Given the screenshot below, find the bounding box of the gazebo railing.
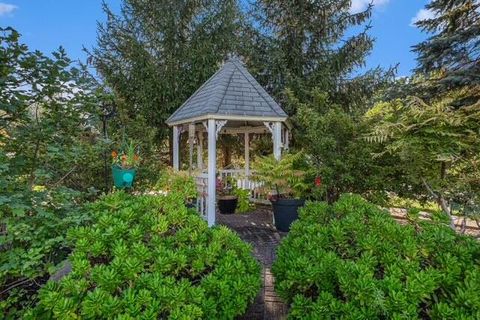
[218,169,263,192]
[218,169,252,189]
[194,169,268,218]
[214,169,268,201]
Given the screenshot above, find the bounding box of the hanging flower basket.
[112,165,136,188]
[111,142,140,189]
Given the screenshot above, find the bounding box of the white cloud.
[0,2,17,17]
[410,8,435,26]
[350,0,390,14]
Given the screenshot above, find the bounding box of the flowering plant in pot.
[216,176,238,214]
[111,141,140,188]
[253,152,310,231]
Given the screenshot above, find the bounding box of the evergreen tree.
[91,0,248,150]
[413,0,480,94]
[250,0,393,113]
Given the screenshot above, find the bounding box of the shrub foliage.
[273,195,480,319]
[29,192,261,319]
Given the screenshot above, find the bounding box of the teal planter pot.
[112,165,136,188]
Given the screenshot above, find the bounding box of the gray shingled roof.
[166,57,287,125]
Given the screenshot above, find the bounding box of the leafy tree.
[413,0,480,95]
[366,0,480,224]
[0,27,105,191]
[0,27,103,317]
[247,1,396,203]
[367,89,480,227]
[293,90,401,203]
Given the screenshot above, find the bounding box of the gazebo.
[166,56,289,226]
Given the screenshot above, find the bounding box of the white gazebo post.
[196,132,203,170]
[207,119,216,227]
[244,132,250,177]
[273,121,282,160]
[173,125,180,170]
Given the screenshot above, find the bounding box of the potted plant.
[253,153,309,231]
[111,141,140,188]
[217,176,238,214]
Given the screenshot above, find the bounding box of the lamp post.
[100,102,116,192]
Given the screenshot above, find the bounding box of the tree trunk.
[326,186,339,204]
[223,144,231,168]
[421,178,455,230]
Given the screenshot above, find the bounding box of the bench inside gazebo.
[166,56,290,226]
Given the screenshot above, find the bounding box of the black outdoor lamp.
[100,101,117,191]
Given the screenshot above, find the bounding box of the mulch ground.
[217,207,289,320]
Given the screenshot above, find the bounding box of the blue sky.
[1,0,430,77]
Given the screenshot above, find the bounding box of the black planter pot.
[218,196,238,214]
[271,198,305,232]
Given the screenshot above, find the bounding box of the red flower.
[111,151,118,158]
[314,176,322,187]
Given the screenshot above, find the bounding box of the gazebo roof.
[166,57,287,126]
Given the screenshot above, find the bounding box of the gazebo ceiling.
[166,56,287,126]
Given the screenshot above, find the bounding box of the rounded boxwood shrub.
[272,194,480,319]
[27,192,261,319]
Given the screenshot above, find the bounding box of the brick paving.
[217,207,289,320]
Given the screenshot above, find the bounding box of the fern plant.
[366,89,480,228]
[252,152,310,200]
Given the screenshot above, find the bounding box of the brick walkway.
[217,207,289,320]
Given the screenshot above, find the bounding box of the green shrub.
[28,191,261,319]
[155,168,198,201]
[0,154,92,318]
[272,194,480,319]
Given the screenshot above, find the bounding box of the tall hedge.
[28,192,261,319]
[273,195,480,319]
